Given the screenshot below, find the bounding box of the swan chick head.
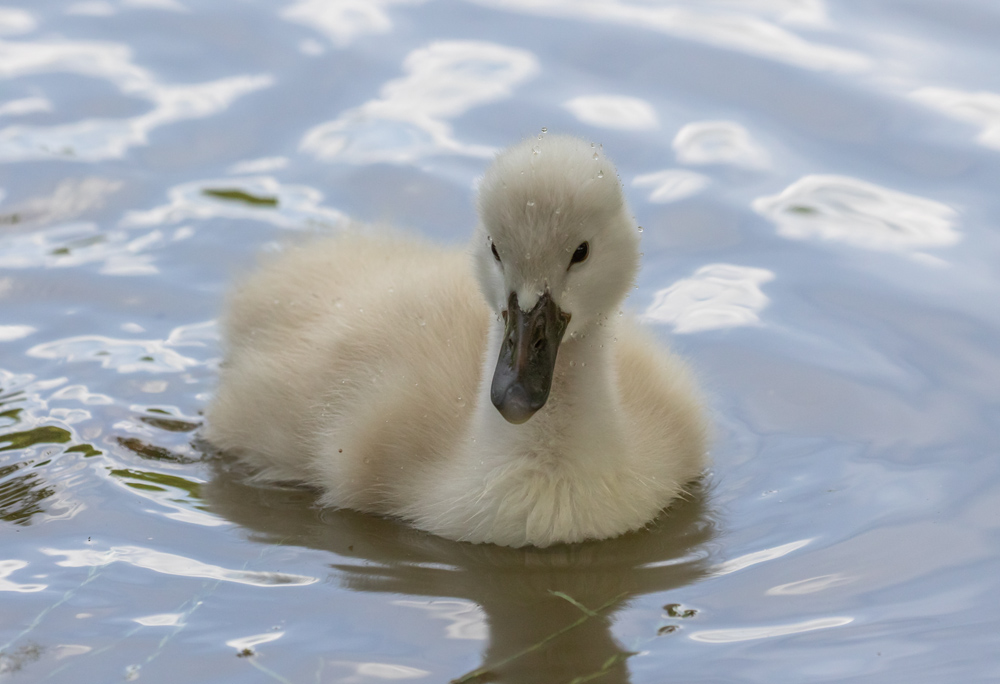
[473,134,640,423]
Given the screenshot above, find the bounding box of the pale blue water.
[2,1,999,682]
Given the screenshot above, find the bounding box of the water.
[2,1,1000,681]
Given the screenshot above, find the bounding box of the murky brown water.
[3,1,1000,682]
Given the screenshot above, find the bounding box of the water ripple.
[27,335,200,373]
[133,613,184,627]
[0,35,271,162]
[563,95,658,131]
[690,616,852,643]
[0,8,36,36]
[0,178,122,228]
[711,539,812,576]
[0,560,47,593]
[753,175,960,252]
[911,87,1000,152]
[467,0,868,72]
[121,176,346,229]
[393,599,488,640]
[766,573,853,595]
[300,40,538,164]
[281,0,421,47]
[633,169,710,203]
[0,221,175,274]
[0,96,51,117]
[674,120,769,168]
[641,264,775,333]
[0,326,35,342]
[41,546,318,586]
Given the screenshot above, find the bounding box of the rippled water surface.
[3,1,1000,682]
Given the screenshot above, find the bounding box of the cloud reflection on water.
[753,175,960,252]
[282,0,422,47]
[673,120,770,168]
[300,40,538,164]
[689,616,852,643]
[0,8,36,36]
[563,95,659,131]
[467,0,867,72]
[122,176,346,229]
[0,222,172,275]
[0,36,272,162]
[910,87,1000,152]
[42,545,318,586]
[0,560,47,593]
[642,264,775,333]
[28,335,200,374]
[0,178,122,227]
[633,169,709,203]
[0,96,51,117]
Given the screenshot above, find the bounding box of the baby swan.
[205,135,707,548]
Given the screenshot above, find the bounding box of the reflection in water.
[0,8,36,36]
[0,34,272,162]
[0,560,47,593]
[467,0,868,72]
[27,335,199,373]
[642,264,775,333]
[0,221,182,275]
[66,0,187,16]
[1,422,70,526]
[226,156,289,175]
[0,97,52,117]
[121,176,346,229]
[300,41,538,164]
[41,545,318,587]
[633,169,710,203]
[0,178,122,228]
[753,175,960,252]
[710,538,810,575]
[110,463,222,527]
[563,95,659,131]
[0,463,57,526]
[133,613,184,627]
[203,461,715,683]
[0,374,100,527]
[282,0,423,47]
[910,87,1000,152]
[0,326,35,342]
[673,120,769,168]
[690,616,852,643]
[766,573,852,595]
[225,631,284,653]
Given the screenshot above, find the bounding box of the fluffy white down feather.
[205,134,707,547]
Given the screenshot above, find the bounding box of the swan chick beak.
[490,292,571,424]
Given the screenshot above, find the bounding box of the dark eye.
[570,241,589,266]
[491,242,501,262]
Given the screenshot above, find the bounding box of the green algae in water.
[0,466,56,526]
[65,443,102,458]
[202,188,278,206]
[0,426,72,452]
[110,468,203,500]
[115,436,199,464]
[788,204,818,215]
[139,414,200,432]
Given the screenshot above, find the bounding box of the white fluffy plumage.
[205,134,707,547]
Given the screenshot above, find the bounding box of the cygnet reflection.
[203,457,715,684]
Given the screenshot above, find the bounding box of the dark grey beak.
[490,292,571,424]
